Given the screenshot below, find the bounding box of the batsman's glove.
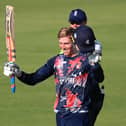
[4,62,22,77]
[88,53,101,65]
[94,40,102,56]
[88,40,102,65]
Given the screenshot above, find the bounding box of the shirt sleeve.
[17,56,56,85]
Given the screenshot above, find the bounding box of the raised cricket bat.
[5,5,16,93]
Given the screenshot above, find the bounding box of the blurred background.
[0,0,126,126]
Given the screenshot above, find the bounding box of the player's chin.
[63,51,70,56]
[62,50,67,54]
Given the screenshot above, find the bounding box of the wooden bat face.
[6,6,16,62]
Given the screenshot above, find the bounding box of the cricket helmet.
[69,9,87,24]
[74,25,96,53]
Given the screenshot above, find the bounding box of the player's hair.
[57,27,75,43]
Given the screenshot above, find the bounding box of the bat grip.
[10,74,16,93]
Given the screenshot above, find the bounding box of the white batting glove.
[88,40,102,65]
[3,62,21,77]
[4,62,14,76]
[88,53,101,65]
[94,40,102,56]
[89,53,101,64]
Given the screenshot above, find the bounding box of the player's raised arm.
[4,56,56,85]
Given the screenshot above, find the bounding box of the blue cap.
[69,9,87,24]
[74,25,96,53]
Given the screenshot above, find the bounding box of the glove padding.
[94,40,102,56]
[88,52,102,65]
[88,40,102,65]
[4,62,22,77]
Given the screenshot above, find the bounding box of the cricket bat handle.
[10,74,16,93]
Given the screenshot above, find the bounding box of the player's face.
[70,22,87,29]
[70,24,80,29]
[59,37,74,57]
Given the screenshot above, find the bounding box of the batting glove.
[94,40,102,56]
[88,40,102,65]
[88,53,101,65]
[4,62,22,77]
